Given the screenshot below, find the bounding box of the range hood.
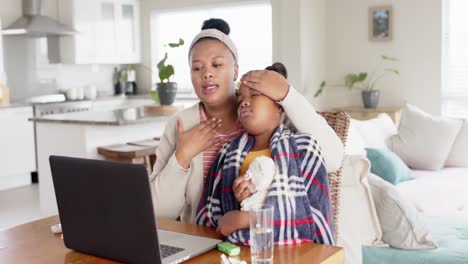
[2,0,77,37]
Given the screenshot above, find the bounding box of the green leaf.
[159,65,174,83]
[357,72,368,82]
[382,55,398,61]
[345,74,357,89]
[345,72,368,90]
[314,81,326,97]
[156,52,169,83]
[168,38,185,48]
[157,52,168,72]
[150,90,159,104]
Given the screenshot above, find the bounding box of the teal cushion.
[365,148,415,184]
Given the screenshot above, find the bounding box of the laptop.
[49,155,221,264]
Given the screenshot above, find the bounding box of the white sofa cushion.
[388,104,462,170]
[337,155,383,264]
[368,173,438,249]
[396,168,468,216]
[446,120,468,168]
[351,114,397,150]
[344,121,367,156]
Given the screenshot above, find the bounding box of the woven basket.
[319,111,350,241]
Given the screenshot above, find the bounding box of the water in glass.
[249,205,274,264]
[250,226,273,264]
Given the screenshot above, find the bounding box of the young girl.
[195,62,334,246]
[150,18,343,224]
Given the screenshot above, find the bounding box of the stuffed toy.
[240,156,276,211]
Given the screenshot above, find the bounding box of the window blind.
[442,0,468,118]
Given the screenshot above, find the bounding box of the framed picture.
[368,5,393,42]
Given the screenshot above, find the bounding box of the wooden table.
[0,216,344,264]
[334,106,401,124]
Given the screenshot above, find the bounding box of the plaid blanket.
[196,124,335,246]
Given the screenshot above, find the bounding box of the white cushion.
[344,121,367,156]
[337,155,383,264]
[352,114,397,150]
[446,120,468,167]
[396,168,468,216]
[368,173,438,249]
[388,104,462,170]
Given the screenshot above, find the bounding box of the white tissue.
[50,223,62,234]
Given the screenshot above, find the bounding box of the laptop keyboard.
[160,244,185,258]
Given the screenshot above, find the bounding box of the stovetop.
[30,95,93,117]
[25,94,67,104]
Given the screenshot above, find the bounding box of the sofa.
[337,104,468,264]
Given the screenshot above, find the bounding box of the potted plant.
[150,38,184,105]
[314,55,399,108]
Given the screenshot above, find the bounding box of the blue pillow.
[365,148,415,185]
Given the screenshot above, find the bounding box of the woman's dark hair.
[265,62,288,79]
[201,18,230,35]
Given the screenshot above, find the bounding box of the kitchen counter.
[29,106,177,126]
[34,107,179,216]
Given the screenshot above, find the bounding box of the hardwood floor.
[0,184,44,230]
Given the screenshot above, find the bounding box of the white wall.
[0,18,5,83]
[300,0,327,110]
[0,0,115,100]
[271,0,302,93]
[321,0,443,114]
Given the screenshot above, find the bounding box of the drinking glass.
[249,205,274,264]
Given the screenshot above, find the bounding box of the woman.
[150,18,343,222]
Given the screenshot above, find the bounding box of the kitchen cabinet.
[0,106,35,190]
[58,0,141,64]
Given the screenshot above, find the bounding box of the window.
[442,0,468,117]
[151,1,272,95]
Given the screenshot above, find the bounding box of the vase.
[362,90,380,109]
[156,82,177,105]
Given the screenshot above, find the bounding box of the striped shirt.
[199,103,245,180]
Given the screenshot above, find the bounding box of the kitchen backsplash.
[3,37,116,101]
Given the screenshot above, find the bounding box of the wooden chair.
[97,143,157,173]
[127,139,160,170]
[319,111,350,241]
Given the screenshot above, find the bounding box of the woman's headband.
[188,28,238,63]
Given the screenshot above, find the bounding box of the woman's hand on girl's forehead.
[237,82,259,99]
[240,70,289,102]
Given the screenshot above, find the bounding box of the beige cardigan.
[150,86,344,222]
